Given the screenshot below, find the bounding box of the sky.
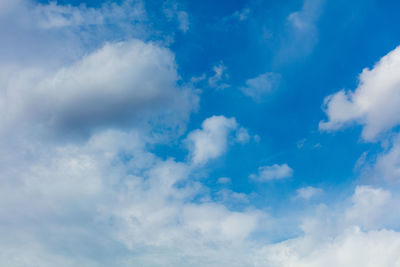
[1,0,400,266]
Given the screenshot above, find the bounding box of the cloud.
[320,45,400,141]
[31,0,147,30]
[296,186,323,200]
[217,177,232,184]
[297,138,307,148]
[0,128,269,266]
[235,127,251,143]
[345,186,393,230]
[185,116,247,165]
[216,189,249,204]
[0,0,22,15]
[258,185,400,267]
[177,11,189,32]
[250,163,293,181]
[0,4,268,266]
[190,73,207,83]
[277,0,325,61]
[373,135,400,182]
[288,0,325,32]
[0,0,148,58]
[0,0,198,142]
[262,227,400,267]
[208,62,229,89]
[240,72,281,101]
[0,39,197,138]
[233,7,251,21]
[163,1,190,33]
[34,2,106,29]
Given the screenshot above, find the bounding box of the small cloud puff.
[295,186,323,200]
[233,7,251,21]
[240,72,281,102]
[217,177,232,184]
[250,163,293,181]
[185,116,252,165]
[208,62,229,89]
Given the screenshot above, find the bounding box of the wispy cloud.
[250,163,293,181]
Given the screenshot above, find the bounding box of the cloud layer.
[2,0,400,266]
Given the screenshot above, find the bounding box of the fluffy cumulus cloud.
[320,45,400,141]
[0,1,267,265]
[250,163,293,181]
[309,39,400,267]
[240,72,281,102]
[345,186,395,230]
[1,40,196,138]
[0,127,268,266]
[185,116,249,165]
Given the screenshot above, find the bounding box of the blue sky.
[2,0,400,266]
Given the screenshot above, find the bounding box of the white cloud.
[182,203,259,243]
[177,11,189,32]
[288,0,324,32]
[257,185,400,267]
[261,227,400,267]
[190,73,207,83]
[163,1,190,33]
[277,0,325,61]
[34,2,105,29]
[235,127,251,143]
[217,177,232,184]
[233,8,251,21]
[0,0,179,81]
[374,135,400,182]
[240,72,281,101]
[0,39,197,138]
[0,3,271,263]
[0,1,272,266]
[216,189,249,204]
[0,126,269,267]
[208,62,229,89]
[250,163,293,181]
[0,0,198,144]
[320,45,400,141]
[0,0,22,15]
[297,138,307,148]
[33,0,146,30]
[185,116,242,165]
[296,186,323,200]
[3,127,400,267]
[345,186,392,230]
